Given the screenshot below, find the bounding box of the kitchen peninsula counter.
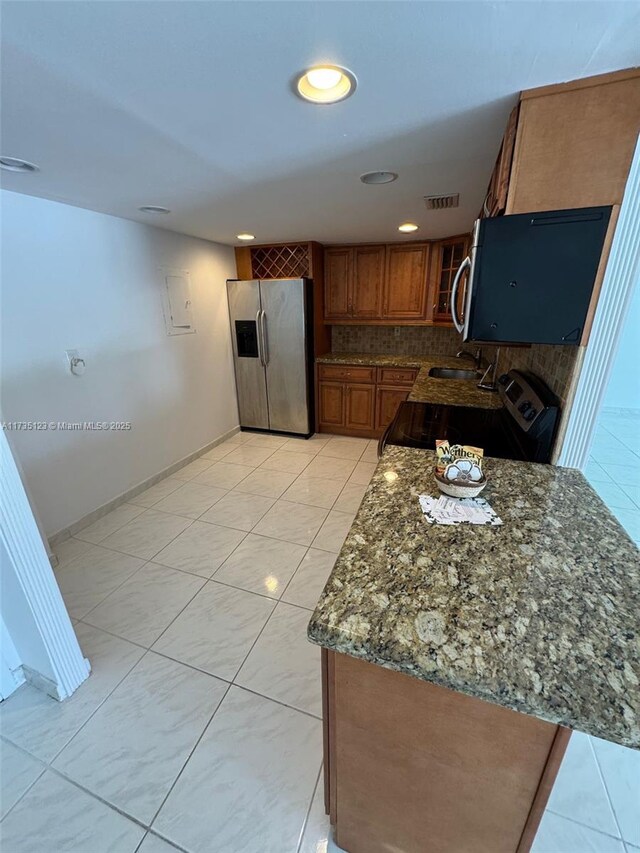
[307,446,640,853]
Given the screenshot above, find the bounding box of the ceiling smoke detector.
[424,193,460,210]
[360,171,398,185]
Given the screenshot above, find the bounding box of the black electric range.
[380,369,560,463]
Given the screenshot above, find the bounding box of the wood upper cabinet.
[353,246,384,318]
[507,69,640,213]
[428,236,470,325]
[324,246,384,321]
[324,248,351,320]
[481,104,519,218]
[382,244,430,321]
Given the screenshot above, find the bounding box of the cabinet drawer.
[318,364,376,383]
[376,367,417,386]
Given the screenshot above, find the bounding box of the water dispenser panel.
[235,320,259,358]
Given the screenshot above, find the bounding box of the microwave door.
[450,256,470,334]
[451,219,481,340]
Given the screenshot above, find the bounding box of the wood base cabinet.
[322,649,570,853]
[318,382,345,429]
[345,384,375,431]
[317,364,417,438]
[375,386,411,431]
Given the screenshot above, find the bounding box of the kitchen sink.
[428,367,478,380]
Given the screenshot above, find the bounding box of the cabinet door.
[324,249,352,320]
[345,384,375,431]
[318,382,345,428]
[431,237,469,324]
[375,387,410,431]
[382,244,429,320]
[352,246,384,319]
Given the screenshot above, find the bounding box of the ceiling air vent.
[424,193,460,210]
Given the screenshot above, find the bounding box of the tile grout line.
[4,433,369,844]
[74,435,361,642]
[42,505,228,769]
[71,503,149,547]
[231,683,323,723]
[545,807,628,844]
[144,679,235,834]
[295,763,324,853]
[78,517,202,622]
[587,735,628,844]
[0,736,48,824]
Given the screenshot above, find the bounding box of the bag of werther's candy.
[435,440,484,477]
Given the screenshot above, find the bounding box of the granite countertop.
[308,446,640,748]
[316,352,504,410]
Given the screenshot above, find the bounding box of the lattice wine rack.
[250,244,310,279]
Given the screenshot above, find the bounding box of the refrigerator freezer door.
[260,279,311,434]
[227,280,269,429]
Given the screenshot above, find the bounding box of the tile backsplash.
[498,344,580,408]
[330,325,460,356]
[330,324,580,409]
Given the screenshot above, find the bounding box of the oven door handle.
[377,418,395,459]
[450,256,471,334]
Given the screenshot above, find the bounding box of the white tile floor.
[1,430,638,853]
[584,409,640,549]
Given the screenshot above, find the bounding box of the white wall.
[1,190,239,535]
[603,278,640,411]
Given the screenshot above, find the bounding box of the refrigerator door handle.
[450,256,471,333]
[260,310,269,366]
[255,310,265,366]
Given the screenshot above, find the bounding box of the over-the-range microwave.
[451,206,612,345]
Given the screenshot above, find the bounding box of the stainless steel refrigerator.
[226,278,314,436]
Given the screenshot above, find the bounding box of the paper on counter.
[419,494,503,526]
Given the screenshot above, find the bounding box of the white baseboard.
[48,425,241,552]
[22,664,65,701]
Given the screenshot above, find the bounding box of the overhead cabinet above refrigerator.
[451,206,612,345]
[227,278,314,437]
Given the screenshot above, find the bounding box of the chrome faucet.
[456,348,482,370]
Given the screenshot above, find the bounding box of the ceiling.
[1,1,639,246]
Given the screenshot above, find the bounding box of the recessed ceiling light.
[360,171,398,185]
[295,65,356,104]
[138,205,170,214]
[0,156,39,173]
[398,223,419,233]
[236,233,255,241]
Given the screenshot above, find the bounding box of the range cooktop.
[382,370,560,464]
